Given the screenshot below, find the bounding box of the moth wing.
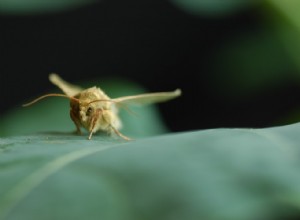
[49,73,83,97]
[112,89,181,106]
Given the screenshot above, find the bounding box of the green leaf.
[1,124,300,219]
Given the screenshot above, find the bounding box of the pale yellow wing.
[112,89,181,106]
[49,73,83,97]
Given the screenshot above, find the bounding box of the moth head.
[78,102,97,123]
[73,98,111,124]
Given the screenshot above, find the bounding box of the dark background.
[1,0,300,132]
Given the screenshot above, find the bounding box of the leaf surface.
[1,123,300,219]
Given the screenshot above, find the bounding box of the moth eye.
[86,107,93,116]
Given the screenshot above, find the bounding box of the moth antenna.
[22,93,80,107]
[87,99,119,105]
[115,102,138,117]
[88,99,137,117]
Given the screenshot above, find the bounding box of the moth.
[23,73,181,140]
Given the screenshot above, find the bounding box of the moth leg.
[88,109,102,140]
[101,109,130,141]
[70,109,82,135]
[110,125,131,141]
[88,131,93,140]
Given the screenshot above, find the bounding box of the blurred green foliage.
[168,0,300,126]
[266,0,300,73]
[170,0,257,17]
[0,0,95,14]
[211,29,295,97]
[170,0,300,94]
